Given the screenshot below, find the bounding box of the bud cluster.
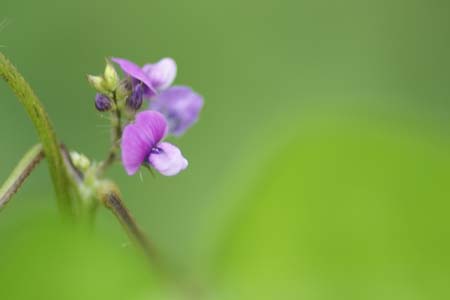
[87,58,147,117]
[87,59,120,113]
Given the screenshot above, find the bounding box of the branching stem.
[0,52,75,217]
[0,144,44,211]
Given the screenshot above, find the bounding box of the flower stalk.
[98,91,122,175]
[96,181,161,268]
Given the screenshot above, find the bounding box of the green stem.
[0,144,44,211]
[98,92,122,175]
[99,183,207,298]
[96,182,162,268]
[0,52,75,217]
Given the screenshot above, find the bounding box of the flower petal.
[111,57,156,96]
[121,111,168,175]
[135,110,168,143]
[148,142,188,176]
[150,86,204,136]
[142,58,177,91]
[121,125,151,175]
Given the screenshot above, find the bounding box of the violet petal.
[111,57,156,96]
[150,86,204,136]
[142,58,177,91]
[148,142,188,176]
[135,110,168,143]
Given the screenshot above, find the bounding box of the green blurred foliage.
[1,0,450,299]
[208,110,450,299]
[0,213,158,300]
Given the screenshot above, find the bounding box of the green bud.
[103,60,119,91]
[87,74,109,94]
[115,78,132,102]
[70,151,91,172]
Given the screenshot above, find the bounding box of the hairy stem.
[98,92,122,174]
[97,182,162,268]
[0,52,75,217]
[0,144,44,211]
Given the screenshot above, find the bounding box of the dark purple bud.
[126,83,144,111]
[95,93,112,112]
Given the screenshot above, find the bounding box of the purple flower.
[112,57,204,135]
[121,111,188,176]
[150,86,204,136]
[111,58,157,98]
[142,58,203,136]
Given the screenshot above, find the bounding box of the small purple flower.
[111,58,157,98]
[121,111,188,176]
[150,86,204,136]
[95,93,112,111]
[112,56,204,135]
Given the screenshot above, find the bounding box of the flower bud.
[104,60,119,91]
[116,78,132,101]
[126,84,144,111]
[87,75,109,94]
[95,93,112,112]
[70,151,91,172]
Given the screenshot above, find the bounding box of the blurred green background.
[1,0,450,299]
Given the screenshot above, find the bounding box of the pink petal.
[135,110,168,143]
[142,58,177,91]
[111,57,156,95]
[148,142,188,176]
[150,86,204,136]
